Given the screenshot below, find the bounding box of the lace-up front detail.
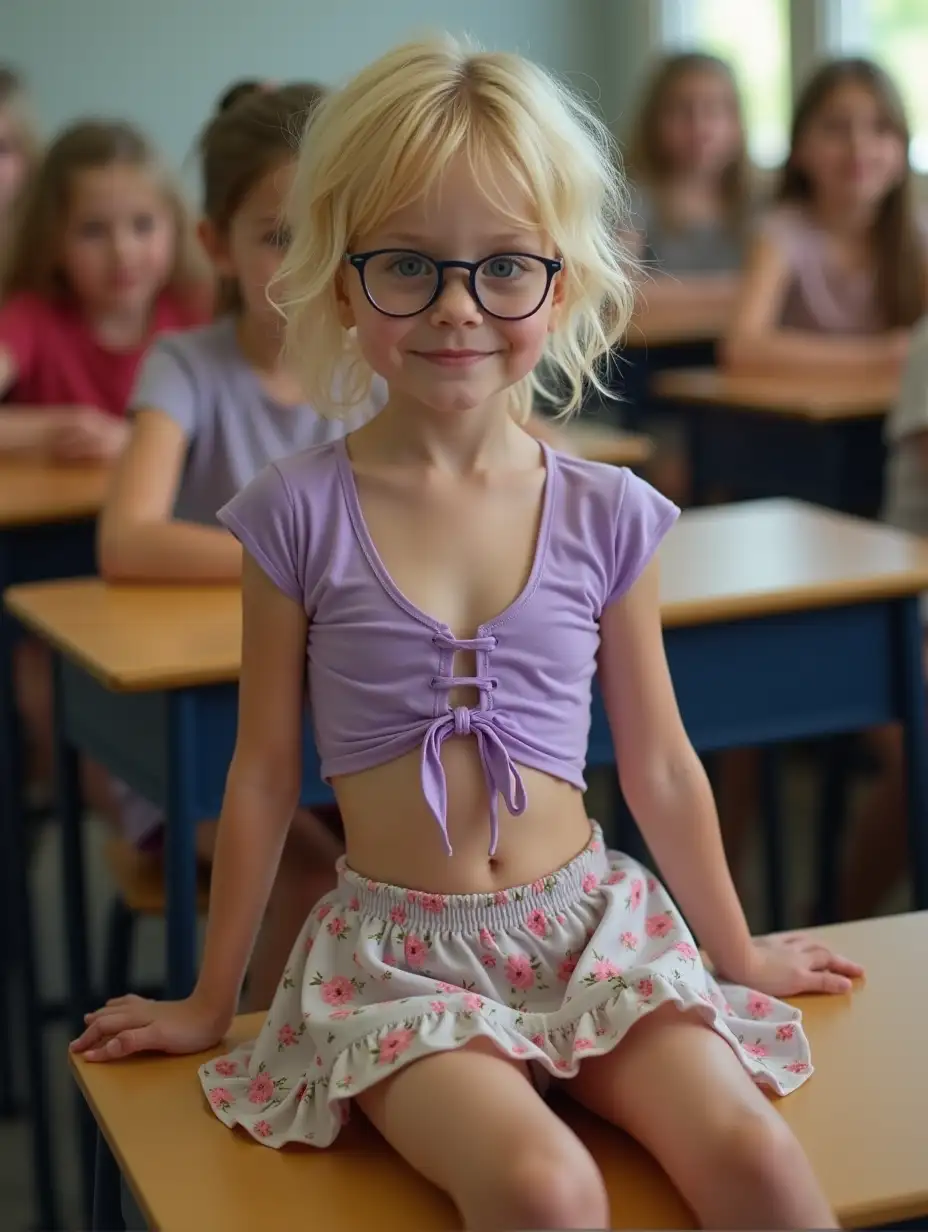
[422,633,526,855]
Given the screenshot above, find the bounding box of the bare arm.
[194,554,308,1019]
[599,557,753,980]
[0,347,68,453]
[723,234,908,377]
[97,408,242,582]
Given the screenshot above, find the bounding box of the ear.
[547,262,566,334]
[198,218,234,276]
[335,263,356,330]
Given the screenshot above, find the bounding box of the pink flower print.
[673,941,699,962]
[320,975,355,1006]
[326,916,347,938]
[463,993,485,1011]
[294,1082,307,1103]
[619,931,639,951]
[783,1060,811,1075]
[494,890,509,906]
[254,1120,273,1139]
[304,935,314,953]
[208,1086,232,1109]
[605,869,627,885]
[429,1000,447,1013]
[592,958,621,982]
[645,912,673,938]
[591,838,602,852]
[646,877,657,893]
[556,913,566,924]
[525,909,548,938]
[366,879,377,891]
[557,954,578,982]
[390,905,407,925]
[403,933,428,969]
[776,1023,796,1042]
[512,1044,529,1056]
[574,1037,595,1051]
[406,890,418,904]
[743,1042,768,1058]
[214,1059,237,1077]
[329,1009,352,1021]
[348,896,360,912]
[747,992,773,1020]
[554,1058,571,1072]
[637,977,654,998]
[436,981,459,993]
[478,927,496,950]
[626,879,644,909]
[531,878,546,893]
[377,1027,417,1065]
[481,954,497,968]
[247,1072,275,1105]
[530,1033,546,1048]
[582,872,599,893]
[505,954,536,990]
[277,1024,298,1048]
[420,893,446,914]
[316,903,332,921]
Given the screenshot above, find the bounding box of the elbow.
[619,745,707,822]
[96,521,141,582]
[719,329,761,374]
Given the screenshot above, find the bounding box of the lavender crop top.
[219,439,679,854]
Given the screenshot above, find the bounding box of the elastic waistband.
[338,822,610,932]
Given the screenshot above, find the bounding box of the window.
[687,0,792,167]
[842,0,928,170]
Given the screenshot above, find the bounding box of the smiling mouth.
[413,350,496,366]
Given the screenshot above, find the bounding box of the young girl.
[626,52,751,320]
[0,67,40,256]
[73,37,861,1230]
[0,118,208,460]
[98,83,378,1009]
[725,58,927,376]
[0,118,207,814]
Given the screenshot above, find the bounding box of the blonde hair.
[2,118,206,306]
[277,34,634,421]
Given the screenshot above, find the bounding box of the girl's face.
[0,106,28,214]
[656,68,742,176]
[59,164,177,317]
[793,81,907,210]
[207,158,295,325]
[338,154,564,418]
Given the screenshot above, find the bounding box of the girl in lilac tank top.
[726,58,928,377]
[74,36,861,1229]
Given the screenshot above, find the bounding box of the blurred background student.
[0,67,40,258]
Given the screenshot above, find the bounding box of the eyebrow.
[375,233,541,250]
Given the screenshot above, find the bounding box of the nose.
[429,270,482,327]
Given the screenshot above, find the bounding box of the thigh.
[357,1038,593,1202]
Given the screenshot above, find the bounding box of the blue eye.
[389,255,431,277]
[483,256,525,279]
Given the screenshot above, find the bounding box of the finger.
[70,1014,125,1052]
[84,1025,160,1063]
[104,995,142,1009]
[802,968,853,995]
[809,948,864,978]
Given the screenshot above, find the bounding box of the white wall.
[4,0,647,172]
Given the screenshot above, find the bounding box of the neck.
[359,391,525,474]
[235,311,286,371]
[807,194,879,238]
[84,300,154,348]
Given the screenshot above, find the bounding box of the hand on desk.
[70,991,230,1062]
[46,409,129,463]
[723,933,865,998]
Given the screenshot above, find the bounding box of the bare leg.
[568,1005,834,1230]
[357,1038,608,1231]
[196,807,342,1011]
[839,724,906,921]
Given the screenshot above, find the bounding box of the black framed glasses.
[346,249,563,320]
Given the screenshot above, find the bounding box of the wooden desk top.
[623,300,726,349]
[69,912,928,1231]
[8,500,928,690]
[0,461,111,528]
[565,422,653,467]
[653,368,897,421]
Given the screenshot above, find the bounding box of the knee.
[714,1107,806,1202]
[493,1145,609,1230]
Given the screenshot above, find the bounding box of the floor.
[0,757,908,1232]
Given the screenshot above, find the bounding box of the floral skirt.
[200,823,812,1148]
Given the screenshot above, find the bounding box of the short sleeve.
[755,206,803,267]
[605,470,680,606]
[887,318,928,444]
[218,463,304,604]
[0,293,41,386]
[128,338,198,435]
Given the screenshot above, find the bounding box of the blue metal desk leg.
[760,747,787,933]
[165,690,200,998]
[896,598,928,908]
[92,1129,125,1231]
[54,652,97,1225]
